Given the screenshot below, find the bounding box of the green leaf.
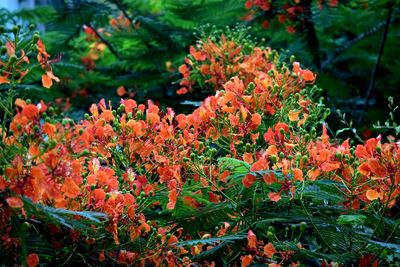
[337,214,367,226]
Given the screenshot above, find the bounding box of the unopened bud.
[300,222,307,232]
[9,54,17,63]
[11,25,18,35]
[32,34,40,43]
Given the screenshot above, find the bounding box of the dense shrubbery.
[0,26,399,266]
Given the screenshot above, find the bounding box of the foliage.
[2,0,398,131]
[243,0,400,132]
[0,24,399,266]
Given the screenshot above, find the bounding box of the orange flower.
[241,255,253,267]
[264,242,276,258]
[190,46,206,61]
[288,110,300,122]
[42,71,60,88]
[268,192,281,202]
[293,168,303,181]
[242,174,256,188]
[367,159,387,178]
[247,230,257,249]
[251,158,268,171]
[27,254,39,267]
[243,153,254,164]
[42,122,57,137]
[251,113,262,127]
[91,188,106,208]
[6,196,24,208]
[366,189,380,201]
[61,177,81,199]
[301,69,316,83]
[263,172,275,184]
[176,87,188,95]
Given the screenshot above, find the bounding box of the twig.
[321,20,388,69]
[87,24,120,60]
[357,7,393,125]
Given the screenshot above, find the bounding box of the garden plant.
[0,1,399,267]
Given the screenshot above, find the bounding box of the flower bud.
[209,148,217,156]
[32,33,40,43]
[267,231,274,240]
[301,155,308,165]
[117,104,125,114]
[300,222,307,232]
[8,54,17,63]
[12,25,18,35]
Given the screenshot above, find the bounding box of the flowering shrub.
[0,28,399,266]
[179,27,310,94]
[0,25,59,89]
[243,0,339,33]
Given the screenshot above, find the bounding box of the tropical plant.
[1,25,399,266]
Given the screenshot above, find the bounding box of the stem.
[299,184,340,255]
[366,221,400,267]
[357,7,393,125]
[355,187,394,254]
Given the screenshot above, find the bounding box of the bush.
[1,26,399,266]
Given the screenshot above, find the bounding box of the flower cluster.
[0,25,59,88]
[0,31,399,266]
[244,0,339,34]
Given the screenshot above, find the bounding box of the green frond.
[176,232,247,247]
[22,196,108,231]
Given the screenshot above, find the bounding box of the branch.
[303,0,321,69]
[322,15,396,70]
[87,24,120,60]
[357,6,393,125]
